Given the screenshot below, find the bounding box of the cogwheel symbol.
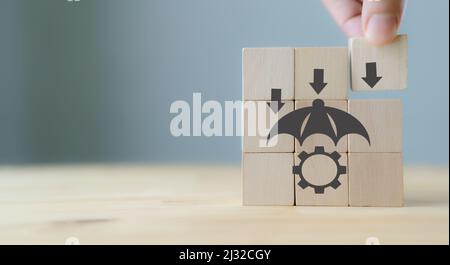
[292,146,346,194]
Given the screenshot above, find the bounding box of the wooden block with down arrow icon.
[349,35,407,91]
[242,100,294,153]
[295,47,348,100]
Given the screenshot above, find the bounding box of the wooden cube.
[295,47,348,100]
[348,153,404,207]
[295,100,348,153]
[294,151,348,206]
[348,100,402,153]
[243,101,294,153]
[243,48,294,100]
[242,153,294,205]
[349,35,407,91]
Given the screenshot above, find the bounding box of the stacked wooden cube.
[242,35,407,207]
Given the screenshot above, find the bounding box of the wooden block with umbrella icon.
[295,47,348,100]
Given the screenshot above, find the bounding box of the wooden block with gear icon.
[294,149,348,206]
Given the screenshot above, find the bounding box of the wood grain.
[242,153,294,205]
[349,35,407,91]
[0,165,447,244]
[295,47,348,100]
[243,48,294,100]
[348,99,402,153]
[349,153,404,207]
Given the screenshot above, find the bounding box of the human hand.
[322,0,405,45]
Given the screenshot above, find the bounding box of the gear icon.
[292,146,346,194]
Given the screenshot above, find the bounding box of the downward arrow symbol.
[267,88,285,113]
[309,69,327,94]
[362,62,382,88]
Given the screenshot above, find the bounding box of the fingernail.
[365,14,398,45]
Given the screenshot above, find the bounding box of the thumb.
[362,0,405,45]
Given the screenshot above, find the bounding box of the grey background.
[0,0,448,165]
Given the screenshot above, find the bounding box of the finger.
[322,0,364,37]
[362,0,405,45]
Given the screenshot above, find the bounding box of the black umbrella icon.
[267,98,370,194]
[268,99,370,146]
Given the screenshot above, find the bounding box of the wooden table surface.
[0,165,448,245]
